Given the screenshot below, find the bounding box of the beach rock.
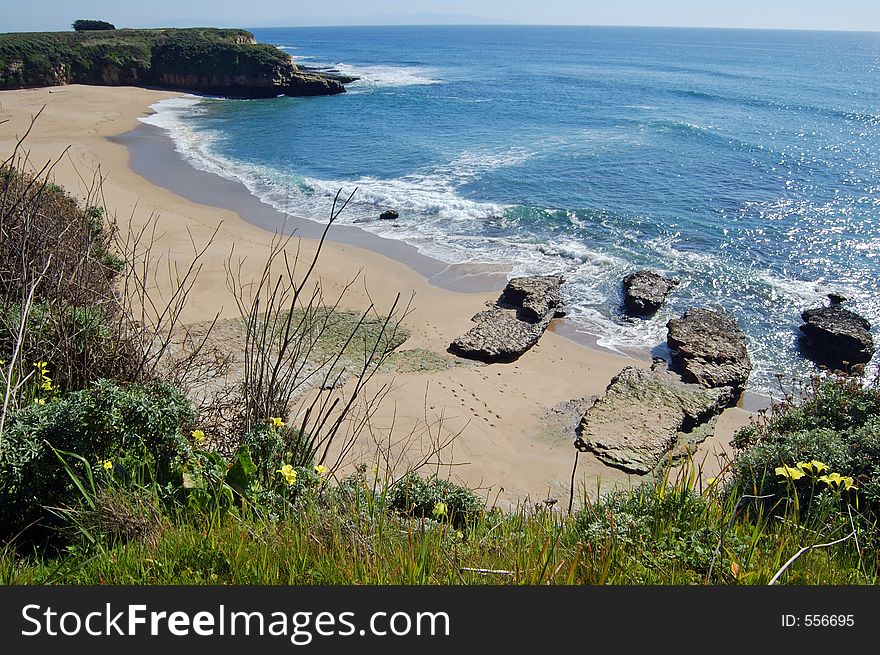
[827,292,848,305]
[449,308,552,363]
[449,275,564,363]
[379,210,399,220]
[799,305,874,367]
[577,366,733,475]
[666,307,752,391]
[622,270,679,316]
[499,275,565,322]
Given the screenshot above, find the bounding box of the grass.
[1,467,875,585]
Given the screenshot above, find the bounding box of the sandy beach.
[0,84,753,505]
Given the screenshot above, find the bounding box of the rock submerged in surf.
[379,209,399,220]
[622,270,679,316]
[666,307,752,392]
[799,305,874,368]
[449,275,564,363]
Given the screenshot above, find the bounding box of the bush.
[0,379,195,544]
[387,472,483,527]
[576,482,741,580]
[72,20,116,31]
[0,167,119,307]
[240,422,313,483]
[731,375,880,518]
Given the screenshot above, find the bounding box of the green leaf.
[225,445,256,495]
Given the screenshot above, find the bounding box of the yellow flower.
[432,501,448,519]
[40,378,52,391]
[775,464,805,481]
[314,464,329,476]
[277,464,297,486]
[797,460,829,475]
[191,429,206,445]
[33,361,47,371]
[100,460,113,470]
[819,472,858,491]
[34,398,46,405]
[270,417,285,428]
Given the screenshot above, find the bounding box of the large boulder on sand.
[449,275,564,363]
[800,305,874,367]
[622,270,679,316]
[666,307,752,391]
[449,308,552,363]
[577,366,734,474]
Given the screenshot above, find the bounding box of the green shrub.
[72,20,116,32]
[731,376,880,519]
[0,379,195,544]
[387,472,483,527]
[576,482,749,580]
[239,422,313,483]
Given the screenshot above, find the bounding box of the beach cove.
[0,84,753,504]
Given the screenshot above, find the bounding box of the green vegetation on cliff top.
[0,27,296,93]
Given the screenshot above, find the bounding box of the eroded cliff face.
[151,69,344,97]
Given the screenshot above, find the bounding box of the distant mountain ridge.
[0,27,346,97]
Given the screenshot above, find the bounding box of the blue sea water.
[141,26,880,394]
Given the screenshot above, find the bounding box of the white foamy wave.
[139,96,204,133]
[440,148,533,182]
[754,272,828,306]
[335,63,442,88]
[139,96,226,172]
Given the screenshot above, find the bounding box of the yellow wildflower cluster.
[191,429,206,445]
[818,471,857,491]
[277,464,297,486]
[776,460,857,491]
[270,417,285,428]
[314,464,329,476]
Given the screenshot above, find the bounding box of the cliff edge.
[0,28,345,97]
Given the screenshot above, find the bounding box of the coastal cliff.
[0,27,345,97]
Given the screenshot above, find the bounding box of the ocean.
[139,25,880,395]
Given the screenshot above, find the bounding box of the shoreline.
[0,84,756,504]
[122,108,771,413]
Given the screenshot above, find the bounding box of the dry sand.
[0,85,753,506]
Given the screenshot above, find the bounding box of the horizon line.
[244,23,880,34]
[3,23,880,35]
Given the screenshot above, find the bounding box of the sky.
[3,0,880,33]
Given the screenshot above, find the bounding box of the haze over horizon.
[3,0,880,33]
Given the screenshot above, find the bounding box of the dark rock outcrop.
[622,270,679,316]
[379,210,399,220]
[449,275,564,363]
[666,307,752,391]
[499,275,565,322]
[800,305,874,367]
[282,72,345,97]
[577,365,733,474]
[299,64,360,84]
